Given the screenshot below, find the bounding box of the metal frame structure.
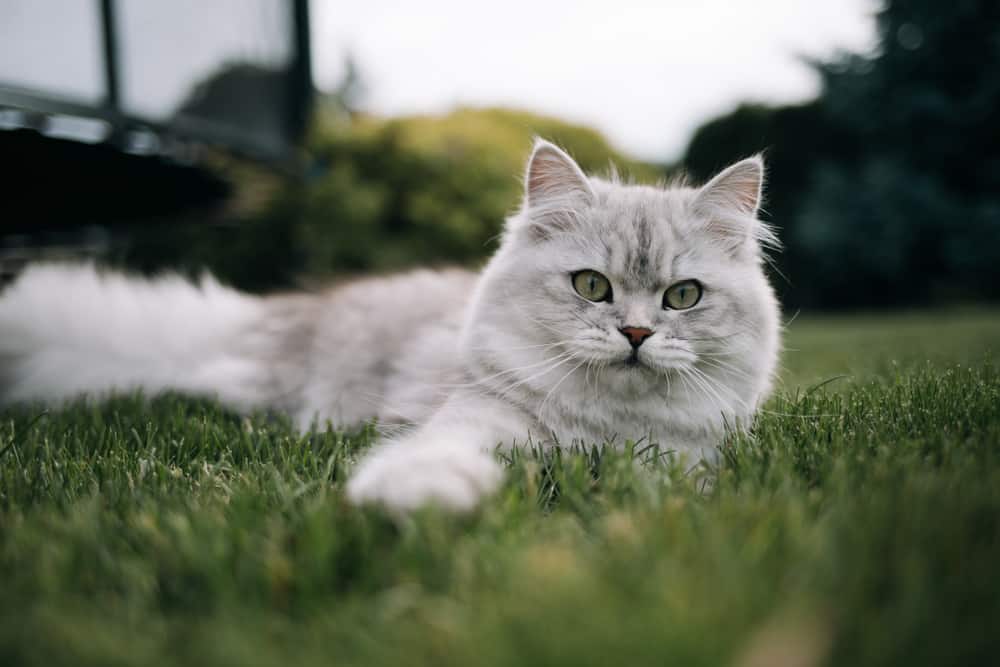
[0,0,312,163]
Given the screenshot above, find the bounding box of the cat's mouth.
[621,346,697,372]
[623,350,645,368]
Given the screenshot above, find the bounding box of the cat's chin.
[631,352,697,375]
[616,356,666,374]
[597,350,694,375]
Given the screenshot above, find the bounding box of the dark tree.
[683,0,1000,308]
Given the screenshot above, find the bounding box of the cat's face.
[468,140,780,420]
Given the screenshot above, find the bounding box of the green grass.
[778,307,1000,387]
[1,309,999,666]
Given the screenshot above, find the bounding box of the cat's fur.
[0,140,780,511]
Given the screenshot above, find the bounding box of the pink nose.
[619,326,653,348]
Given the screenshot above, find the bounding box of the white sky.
[311,0,879,161]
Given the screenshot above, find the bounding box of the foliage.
[1,309,999,666]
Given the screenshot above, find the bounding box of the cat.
[0,139,781,512]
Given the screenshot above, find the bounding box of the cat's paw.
[346,441,504,512]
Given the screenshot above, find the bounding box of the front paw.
[346,441,504,512]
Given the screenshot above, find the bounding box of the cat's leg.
[346,392,531,512]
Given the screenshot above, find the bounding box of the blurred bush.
[286,107,659,279]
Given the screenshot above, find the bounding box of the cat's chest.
[530,380,720,449]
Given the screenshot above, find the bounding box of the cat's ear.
[692,156,775,256]
[695,156,764,217]
[523,138,594,211]
[516,139,594,238]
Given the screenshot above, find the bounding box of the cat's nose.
[619,326,654,348]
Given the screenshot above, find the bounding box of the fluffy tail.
[0,263,281,411]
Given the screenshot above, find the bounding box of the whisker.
[490,353,579,400]
[698,356,754,380]
[537,356,592,422]
[465,339,573,353]
[435,350,576,391]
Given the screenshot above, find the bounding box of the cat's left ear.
[514,139,595,238]
[692,156,771,256]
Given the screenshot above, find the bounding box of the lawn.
[1,309,998,666]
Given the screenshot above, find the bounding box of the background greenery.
[2,310,998,666]
[116,0,1000,311]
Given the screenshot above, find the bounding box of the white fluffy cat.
[0,140,780,511]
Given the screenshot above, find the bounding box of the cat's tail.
[0,263,295,412]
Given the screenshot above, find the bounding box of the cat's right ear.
[516,139,594,237]
[691,155,778,257]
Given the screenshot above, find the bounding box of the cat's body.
[0,263,475,429]
[0,140,780,511]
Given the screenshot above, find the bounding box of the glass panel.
[0,0,105,104]
[116,0,293,149]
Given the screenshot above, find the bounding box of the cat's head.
[466,139,781,418]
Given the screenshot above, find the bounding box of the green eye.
[572,270,612,302]
[663,280,702,310]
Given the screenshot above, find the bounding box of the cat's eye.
[663,280,702,310]
[572,270,612,302]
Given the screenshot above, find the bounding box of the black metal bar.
[99,0,120,112]
[288,0,313,144]
[0,86,118,124]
